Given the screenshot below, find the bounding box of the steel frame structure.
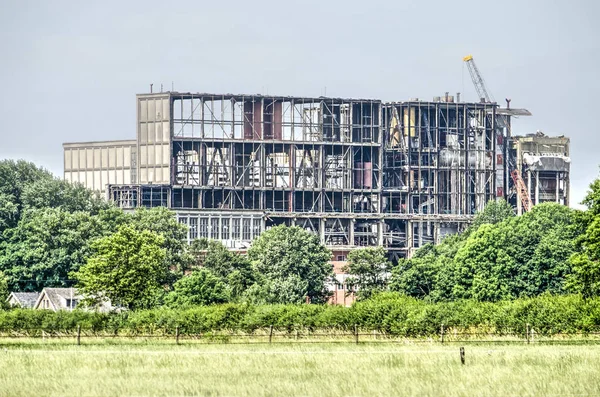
[105,92,510,260]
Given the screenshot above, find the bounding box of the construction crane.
[511,169,533,212]
[463,54,493,103]
[464,54,534,212]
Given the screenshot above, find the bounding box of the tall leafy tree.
[391,202,579,301]
[567,176,600,298]
[165,269,229,307]
[0,208,110,291]
[247,225,332,304]
[74,225,167,310]
[343,247,391,299]
[0,271,8,309]
[193,239,257,298]
[567,218,600,298]
[129,207,188,277]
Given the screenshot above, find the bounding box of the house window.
[337,255,346,261]
[66,299,78,308]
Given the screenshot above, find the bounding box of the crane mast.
[463,55,492,103]
[463,54,534,213]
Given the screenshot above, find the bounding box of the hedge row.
[1,293,599,337]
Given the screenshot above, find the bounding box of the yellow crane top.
[463,55,473,62]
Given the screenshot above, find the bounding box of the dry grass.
[0,339,599,396]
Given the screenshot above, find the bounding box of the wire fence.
[2,325,600,346]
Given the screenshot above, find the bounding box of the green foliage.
[391,203,579,301]
[465,199,515,236]
[582,176,600,217]
[187,239,257,299]
[129,207,188,277]
[74,225,167,310]
[567,217,600,298]
[0,160,107,234]
[343,247,391,299]
[1,294,599,337]
[165,269,229,307]
[0,271,8,309]
[0,208,114,291]
[248,225,333,304]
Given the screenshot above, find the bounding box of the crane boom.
[511,169,533,212]
[463,55,492,103]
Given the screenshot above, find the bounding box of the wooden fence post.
[526,323,530,344]
[440,324,445,344]
[77,325,81,346]
[354,324,359,345]
[176,326,180,345]
[460,347,465,365]
[269,325,274,344]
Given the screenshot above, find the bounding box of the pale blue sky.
[0,0,598,206]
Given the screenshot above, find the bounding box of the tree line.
[1,159,599,310]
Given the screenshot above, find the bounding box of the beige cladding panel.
[140,100,148,122]
[116,147,123,167]
[163,121,170,141]
[101,148,109,167]
[72,150,79,169]
[162,98,169,122]
[155,122,162,143]
[86,150,94,171]
[148,123,155,143]
[140,123,148,143]
[162,144,169,164]
[148,146,155,166]
[154,145,161,165]
[140,146,147,166]
[79,150,86,169]
[124,146,131,167]
[148,100,156,123]
[93,148,101,168]
[124,169,131,184]
[140,168,147,183]
[64,149,72,171]
[94,171,101,190]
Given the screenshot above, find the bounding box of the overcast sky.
[0,0,598,206]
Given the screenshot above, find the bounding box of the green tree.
[0,271,8,309]
[74,225,167,310]
[247,225,332,304]
[582,176,600,217]
[0,208,111,291]
[196,239,257,298]
[390,202,579,302]
[129,207,188,279]
[343,247,391,299]
[390,245,441,299]
[466,199,515,235]
[165,269,229,307]
[0,160,108,234]
[567,217,600,298]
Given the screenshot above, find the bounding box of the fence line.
[2,324,600,345]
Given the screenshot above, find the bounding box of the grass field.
[0,339,599,396]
